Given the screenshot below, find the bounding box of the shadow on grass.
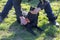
[1,21,58,40]
[1,21,43,40]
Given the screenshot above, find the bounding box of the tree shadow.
[1,21,58,40]
[1,21,44,40]
[22,0,60,8]
[22,0,39,7]
[8,21,36,40]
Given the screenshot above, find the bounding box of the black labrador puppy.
[25,7,44,36]
[17,7,44,36]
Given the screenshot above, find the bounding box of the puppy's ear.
[30,6,35,11]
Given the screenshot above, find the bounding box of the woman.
[0,0,30,24]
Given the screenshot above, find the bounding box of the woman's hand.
[30,8,41,14]
[20,16,30,25]
[20,16,27,25]
[25,18,30,23]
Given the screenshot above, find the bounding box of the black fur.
[25,7,43,36]
[17,7,43,36]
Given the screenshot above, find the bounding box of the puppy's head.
[29,6,39,16]
[30,7,35,11]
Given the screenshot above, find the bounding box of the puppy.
[17,7,43,36]
[24,7,44,36]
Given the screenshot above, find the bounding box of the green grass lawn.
[0,0,60,40]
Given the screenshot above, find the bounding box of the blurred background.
[0,0,60,40]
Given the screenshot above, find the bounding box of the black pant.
[0,0,22,21]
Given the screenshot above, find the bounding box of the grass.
[0,0,60,40]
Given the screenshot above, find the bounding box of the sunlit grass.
[0,0,60,40]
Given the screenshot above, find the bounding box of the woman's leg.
[12,0,23,23]
[1,0,13,19]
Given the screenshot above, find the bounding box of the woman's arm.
[30,8,41,14]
